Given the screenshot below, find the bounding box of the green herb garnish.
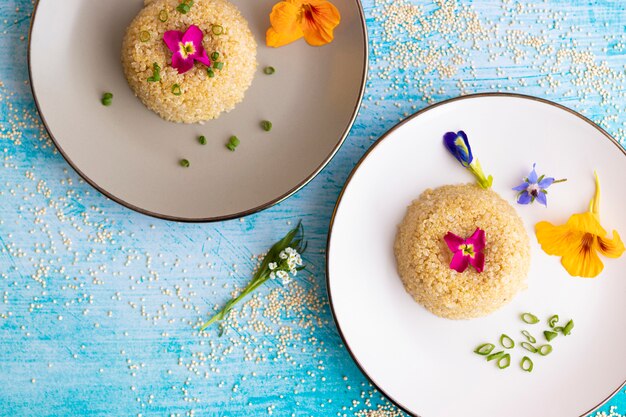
[562,319,574,336]
[500,334,514,349]
[213,61,224,70]
[101,92,113,106]
[263,66,276,75]
[171,84,182,96]
[159,9,169,22]
[521,356,533,372]
[486,351,505,361]
[521,312,539,324]
[474,343,495,355]
[497,354,511,369]
[521,330,536,343]
[211,51,220,61]
[207,68,215,78]
[199,222,306,331]
[226,135,240,151]
[139,30,151,42]
[176,0,194,14]
[261,120,273,132]
[538,344,552,356]
[548,314,559,328]
[198,135,207,145]
[147,62,161,82]
[520,342,537,353]
[544,330,558,342]
[212,24,223,35]
[179,159,190,168]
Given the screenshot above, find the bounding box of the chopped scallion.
[548,314,559,328]
[521,330,536,343]
[261,120,272,132]
[226,135,240,151]
[521,312,539,324]
[544,330,558,342]
[101,92,113,106]
[520,356,533,372]
[520,342,537,353]
[499,334,514,349]
[538,344,552,356]
[486,350,504,361]
[497,354,511,369]
[213,61,224,70]
[553,326,564,333]
[211,51,220,61]
[198,135,207,145]
[159,9,169,22]
[139,30,151,42]
[207,68,215,78]
[562,319,574,336]
[147,62,161,82]
[212,24,223,35]
[474,343,495,355]
[179,159,190,168]
[263,66,276,75]
[176,1,193,14]
[171,84,182,96]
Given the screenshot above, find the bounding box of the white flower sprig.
[199,222,306,332]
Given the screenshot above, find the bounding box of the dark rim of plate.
[27,0,369,223]
[325,92,626,417]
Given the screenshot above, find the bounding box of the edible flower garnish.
[535,172,624,278]
[266,0,341,48]
[443,131,493,189]
[199,222,306,331]
[513,163,566,206]
[163,25,211,74]
[444,228,486,273]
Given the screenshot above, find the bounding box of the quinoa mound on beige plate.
[122,0,257,123]
[394,183,531,320]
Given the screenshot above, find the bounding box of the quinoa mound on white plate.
[122,0,257,123]
[394,183,531,319]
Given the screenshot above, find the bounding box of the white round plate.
[327,94,626,417]
[29,0,366,221]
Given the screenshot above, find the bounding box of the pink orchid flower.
[163,25,211,74]
[444,228,486,273]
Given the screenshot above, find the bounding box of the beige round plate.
[29,0,367,221]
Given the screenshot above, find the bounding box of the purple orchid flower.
[444,228,486,273]
[513,163,566,206]
[163,25,211,74]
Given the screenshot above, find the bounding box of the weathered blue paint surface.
[0,0,624,416]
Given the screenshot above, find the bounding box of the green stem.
[552,178,567,184]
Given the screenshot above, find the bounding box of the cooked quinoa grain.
[394,184,530,320]
[122,0,257,123]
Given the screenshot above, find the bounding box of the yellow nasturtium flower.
[535,172,624,278]
[266,0,341,48]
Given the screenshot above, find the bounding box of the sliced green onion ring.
[553,326,564,333]
[521,330,536,343]
[544,330,558,342]
[521,342,537,353]
[212,24,224,35]
[521,356,534,372]
[497,353,511,369]
[521,312,539,324]
[474,343,495,355]
[538,344,553,356]
[171,84,182,96]
[548,314,559,328]
[499,334,514,349]
[486,350,505,361]
[563,319,574,336]
[139,30,151,42]
[159,9,169,22]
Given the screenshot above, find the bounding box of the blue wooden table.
[1,0,624,416]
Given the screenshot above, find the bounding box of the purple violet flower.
[163,25,211,74]
[513,163,566,206]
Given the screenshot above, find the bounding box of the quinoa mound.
[122,0,257,123]
[394,184,531,319]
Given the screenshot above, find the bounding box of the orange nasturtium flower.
[266,0,341,48]
[535,172,624,278]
